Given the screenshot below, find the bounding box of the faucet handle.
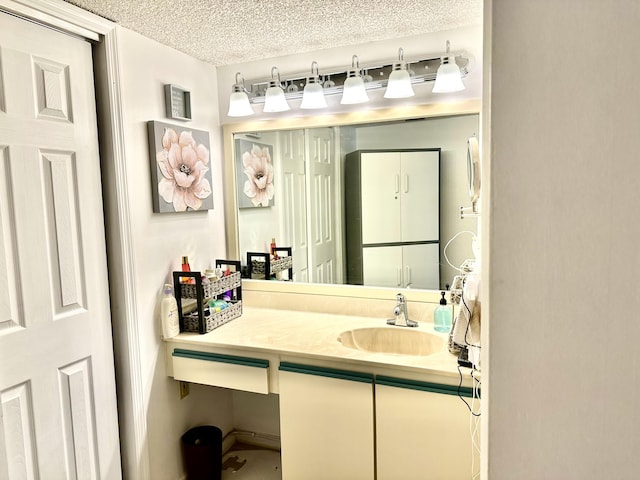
[396,293,405,304]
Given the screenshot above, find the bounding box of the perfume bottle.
[181,256,194,284]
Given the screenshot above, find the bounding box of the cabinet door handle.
[404,174,409,193]
[394,174,400,194]
[397,267,402,287]
[405,266,412,287]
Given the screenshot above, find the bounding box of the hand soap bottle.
[434,291,453,333]
[161,284,180,339]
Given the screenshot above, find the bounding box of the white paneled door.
[306,127,338,283]
[278,130,309,282]
[0,12,121,480]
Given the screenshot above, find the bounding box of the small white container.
[161,283,180,339]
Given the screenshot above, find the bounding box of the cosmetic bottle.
[434,291,453,333]
[270,237,278,260]
[160,284,180,339]
[181,256,194,284]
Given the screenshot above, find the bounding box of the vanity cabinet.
[375,376,479,480]
[278,362,375,480]
[345,149,440,289]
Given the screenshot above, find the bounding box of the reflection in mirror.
[234,113,479,291]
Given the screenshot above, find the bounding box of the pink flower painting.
[148,122,213,213]
[234,139,275,208]
[241,143,274,207]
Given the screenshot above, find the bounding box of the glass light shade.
[432,57,465,93]
[300,80,327,109]
[227,91,254,117]
[341,74,369,104]
[384,68,415,98]
[263,84,290,112]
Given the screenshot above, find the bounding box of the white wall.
[486,1,640,478]
[217,25,483,124]
[113,27,233,480]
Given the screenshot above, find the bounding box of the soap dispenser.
[434,291,453,333]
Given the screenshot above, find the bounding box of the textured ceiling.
[63,0,482,66]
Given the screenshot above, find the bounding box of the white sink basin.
[338,327,445,356]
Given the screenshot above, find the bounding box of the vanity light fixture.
[235,46,472,114]
[263,67,290,112]
[227,72,255,117]
[340,55,369,105]
[432,40,465,93]
[300,61,328,109]
[384,48,415,99]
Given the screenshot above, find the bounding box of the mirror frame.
[222,99,481,302]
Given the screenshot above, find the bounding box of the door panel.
[362,245,403,288]
[306,127,337,283]
[279,366,374,480]
[0,12,120,479]
[403,243,440,290]
[360,152,401,244]
[279,130,308,281]
[401,151,439,242]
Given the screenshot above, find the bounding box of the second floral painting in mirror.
[235,138,275,208]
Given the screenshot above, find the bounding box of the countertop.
[166,306,470,384]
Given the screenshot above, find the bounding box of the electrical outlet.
[178,381,190,399]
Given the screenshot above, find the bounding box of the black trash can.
[181,425,222,480]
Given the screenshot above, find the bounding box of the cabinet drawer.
[172,348,269,394]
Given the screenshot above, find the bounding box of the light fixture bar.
[244,53,471,104]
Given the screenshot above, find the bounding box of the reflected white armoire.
[345,149,440,289]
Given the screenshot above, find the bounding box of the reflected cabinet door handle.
[394,174,400,194]
[404,174,409,193]
[397,267,402,287]
[405,266,412,287]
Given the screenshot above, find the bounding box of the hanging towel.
[451,271,481,368]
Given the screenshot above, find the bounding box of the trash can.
[181,425,222,480]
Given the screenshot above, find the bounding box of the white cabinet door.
[376,378,479,480]
[362,246,404,288]
[403,243,440,290]
[360,152,401,244]
[363,244,439,289]
[401,151,440,242]
[279,363,375,480]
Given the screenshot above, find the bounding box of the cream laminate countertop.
[166,306,471,386]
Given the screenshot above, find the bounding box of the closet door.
[400,151,439,242]
[0,12,121,479]
[306,127,338,283]
[279,130,309,282]
[360,152,401,244]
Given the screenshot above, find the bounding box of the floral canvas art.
[147,121,213,213]
[235,139,275,208]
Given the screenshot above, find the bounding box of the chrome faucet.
[387,293,418,327]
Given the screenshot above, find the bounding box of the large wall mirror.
[223,101,481,297]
